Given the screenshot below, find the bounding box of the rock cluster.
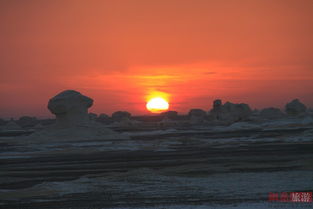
[210,100,252,123]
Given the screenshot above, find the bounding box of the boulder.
[285,99,307,116]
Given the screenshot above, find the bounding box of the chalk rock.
[160,111,178,120]
[0,118,7,126]
[188,109,206,124]
[17,116,38,128]
[112,117,141,128]
[48,90,93,127]
[213,99,223,110]
[112,111,131,122]
[88,113,98,121]
[285,99,307,116]
[4,120,22,130]
[226,122,262,131]
[159,116,177,127]
[260,107,285,119]
[210,100,252,123]
[96,113,110,123]
[33,123,44,130]
[27,90,128,142]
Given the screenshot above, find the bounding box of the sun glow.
[146,97,169,113]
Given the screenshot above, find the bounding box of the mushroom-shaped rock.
[285,99,307,116]
[27,90,128,142]
[48,90,93,127]
[112,111,131,122]
[260,107,285,120]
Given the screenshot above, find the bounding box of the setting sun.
[146,97,169,113]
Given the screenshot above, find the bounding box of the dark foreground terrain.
[0,128,312,209]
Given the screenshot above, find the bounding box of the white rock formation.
[3,120,22,131]
[27,90,128,142]
[159,116,177,127]
[97,113,110,123]
[112,117,141,128]
[88,113,98,121]
[110,111,140,128]
[17,116,38,128]
[188,109,206,124]
[210,100,252,123]
[225,122,262,131]
[261,116,313,129]
[33,123,44,130]
[285,99,307,116]
[259,107,285,120]
[160,111,178,120]
[47,90,93,127]
[112,111,131,122]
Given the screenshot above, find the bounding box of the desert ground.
[0,125,312,209]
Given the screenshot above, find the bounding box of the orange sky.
[1,0,313,118]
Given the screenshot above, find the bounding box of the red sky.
[1,0,313,118]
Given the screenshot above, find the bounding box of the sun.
[146,97,169,113]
